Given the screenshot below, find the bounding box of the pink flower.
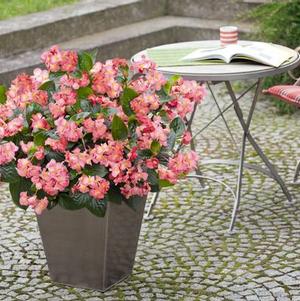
[33,90,48,107]
[92,62,123,98]
[4,115,24,137]
[0,142,18,165]
[41,45,62,72]
[34,197,49,215]
[74,175,110,200]
[130,57,156,74]
[182,131,192,145]
[35,146,45,160]
[168,151,199,175]
[90,141,124,167]
[130,94,159,115]
[158,168,177,184]
[16,158,41,179]
[6,74,35,108]
[20,141,35,153]
[136,116,169,149]
[60,72,90,90]
[145,70,166,91]
[45,137,68,152]
[31,113,50,131]
[65,148,91,172]
[172,80,206,103]
[146,158,159,169]
[55,117,82,142]
[39,160,69,196]
[83,117,107,142]
[41,45,78,73]
[53,87,77,106]
[31,68,49,85]
[61,50,78,72]
[19,192,48,215]
[49,102,65,118]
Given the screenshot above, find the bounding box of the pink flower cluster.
[20,192,48,215]
[0,142,18,165]
[0,45,206,216]
[41,45,78,73]
[73,175,110,200]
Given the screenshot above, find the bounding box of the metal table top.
[132,40,300,81]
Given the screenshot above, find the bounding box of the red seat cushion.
[263,85,300,107]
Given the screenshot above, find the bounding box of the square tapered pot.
[37,198,146,291]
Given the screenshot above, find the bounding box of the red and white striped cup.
[220,26,238,45]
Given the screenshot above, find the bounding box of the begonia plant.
[0,46,205,217]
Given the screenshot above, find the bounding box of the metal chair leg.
[293,160,300,183]
[229,133,247,232]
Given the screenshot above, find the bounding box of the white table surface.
[132,40,300,81]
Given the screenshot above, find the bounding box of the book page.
[181,45,246,63]
[234,43,293,67]
[181,42,294,67]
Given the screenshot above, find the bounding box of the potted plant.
[0,45,205,291]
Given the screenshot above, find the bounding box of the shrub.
[248,0,300,114]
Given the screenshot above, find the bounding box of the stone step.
[0,16,253,86]
[167,0,264,20]
[0,0,166,58]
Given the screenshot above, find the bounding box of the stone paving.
[1,82,300,300]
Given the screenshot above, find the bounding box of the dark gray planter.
[37,198,146,291]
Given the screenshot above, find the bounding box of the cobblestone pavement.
[1,82,300,300]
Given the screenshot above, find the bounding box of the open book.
[180,43,293,67]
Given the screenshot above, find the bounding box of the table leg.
[225,80,293,231]
[207,83,239,152]
[188,103,208,189]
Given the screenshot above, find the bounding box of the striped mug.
[220,26,238,45]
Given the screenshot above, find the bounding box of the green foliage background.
[248,0,300,114]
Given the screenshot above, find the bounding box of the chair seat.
[263,85,300,107]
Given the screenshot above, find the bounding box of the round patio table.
[132,40,300,231]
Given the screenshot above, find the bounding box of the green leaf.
[45,150,65,162]
[111,115,128,140]
[71,70,82,78]
[58,193,85,210]
[0,162,19,183]
[107,185,124,204]
[163,75,181,94]
[147,169,159,186]
[72,192,91,205]
[38,80,55,92]
[82,164,108,177]
[150,140,161,155]
[170,117,185,136]
[157,88,172,104]
[167,130,176,150]
[159,179,174,188]
[49,71,66,80]
[85,196,107,217]
[0,85,7,104]
[89,49,98,64]
[26,103,43,123]
[77,87,93,99]
[125,195,145,211]
[120,87,138,116]
[9,177,32,209]
[70,112,91,123]
[33,130,47,146]
[79,99,92,112]
[78,52,93,72]
[137,149,152,159]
